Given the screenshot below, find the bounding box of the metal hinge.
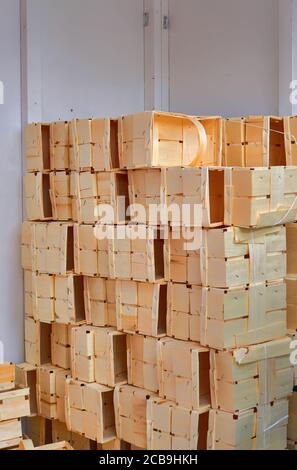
[163,15,169,30]
[144,12,149,27]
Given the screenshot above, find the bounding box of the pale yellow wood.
[147,397,208,450]
[208,399,288,450]
[25,123,51,172]
[158,338,210,411]
[115,384,156,448]
[65,378,115,444]
[50,121,70,171]
[36,365,70,422]
[70,118,120,171]
[119,112,221,169]
[71,325,127,388]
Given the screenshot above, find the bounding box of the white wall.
[168,0,279,116]
[293,0,297,114]
[22,0,297,121]
[279,0,293,115]
[0,0,23,362]
[26,0,145,122]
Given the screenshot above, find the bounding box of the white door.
[168,0,279,116]
[26,0,145,121]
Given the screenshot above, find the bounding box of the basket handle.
[183,116,208,166]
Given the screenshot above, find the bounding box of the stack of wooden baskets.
[13,111,297,450]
